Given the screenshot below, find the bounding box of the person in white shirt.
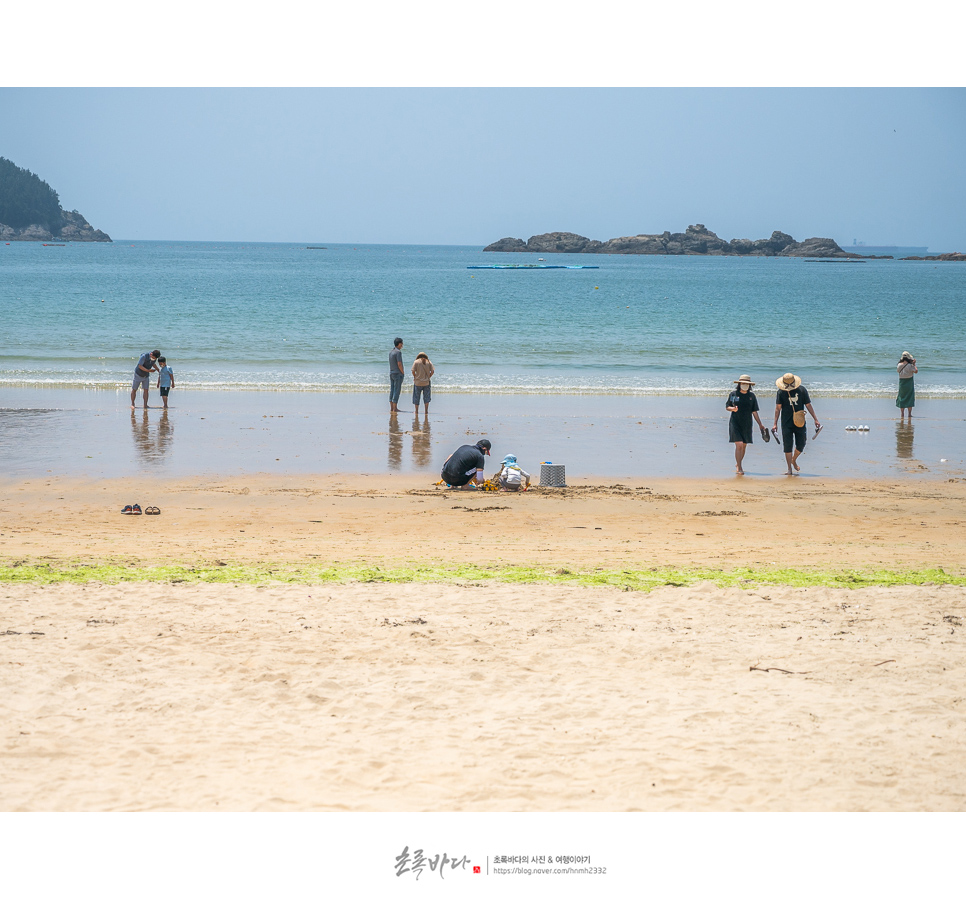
[497,454,530,492]
[896,351,918,420]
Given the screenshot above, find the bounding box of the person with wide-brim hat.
[896,351,918,420]
[725,374,767,475]
[772,372,822,475]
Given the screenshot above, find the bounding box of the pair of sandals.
[121,504,160,515]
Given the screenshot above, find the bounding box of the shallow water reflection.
[130,409,173,464]
[2,389,965,480]
[895,420,915,459]
[387,413,402,469]
[411,416,432,467]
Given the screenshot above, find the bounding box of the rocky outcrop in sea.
[900,252,966,261]
[484,224,858,258]
[0,209,111,242]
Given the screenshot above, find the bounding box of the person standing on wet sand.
[897,351,918,419]
[156,356,175,409]
[389,337,404,413]
[411,351,434,417]
[131,349,160,408]
[726,374,767,475]
[772,372,822,475]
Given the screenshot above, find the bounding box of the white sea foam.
[2,375,964,398]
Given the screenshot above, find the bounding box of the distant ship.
[850,240,929,256]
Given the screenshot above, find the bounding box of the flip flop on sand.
[144,506,161,515]
[131,504,143,515]
[121,505,135,514]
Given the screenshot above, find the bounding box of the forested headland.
[0,157,111,241]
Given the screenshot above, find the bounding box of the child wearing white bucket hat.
[497,454,531,492]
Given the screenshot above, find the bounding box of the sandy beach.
[2,471,966,570]
[2,472,965,811]
[3,579,964,812]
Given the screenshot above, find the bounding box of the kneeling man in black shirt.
[441,439,491,488]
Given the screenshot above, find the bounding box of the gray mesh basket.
[539,464,566,487]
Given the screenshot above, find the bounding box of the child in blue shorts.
[157,357,175,408]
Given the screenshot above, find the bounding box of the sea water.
[3,241,966,479]
[2,241,965,397]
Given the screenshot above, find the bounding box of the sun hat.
[476,439,492,455]
[900,351,914,361]
[502,454,518,466]
[733,374,756,386]
[776,372,802,390]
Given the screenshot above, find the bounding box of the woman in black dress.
[726,374,767,475]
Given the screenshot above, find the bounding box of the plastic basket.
[539,464,567,487]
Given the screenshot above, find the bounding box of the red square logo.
[473,866,481,874]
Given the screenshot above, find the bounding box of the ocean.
[3,241,965,479]
[3,241,965,397]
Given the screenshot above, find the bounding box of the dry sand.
[2,473,965,811]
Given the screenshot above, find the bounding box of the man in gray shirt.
[389,337,404,412]
[131,349,160,408]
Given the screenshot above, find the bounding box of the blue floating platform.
[466,264,599,270]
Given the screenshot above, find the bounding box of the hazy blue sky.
[2,88,964,249]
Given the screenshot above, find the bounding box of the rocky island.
[900,252,966,261]
[0,156,111,242]
[484,224,861,258]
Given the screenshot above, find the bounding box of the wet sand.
[2,472,965,571]
[2,387,965,480]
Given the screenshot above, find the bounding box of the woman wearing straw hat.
[896,351,917,419]
[726,374,768,475]
[772,372,822,475]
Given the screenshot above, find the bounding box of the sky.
[2,14,964,250]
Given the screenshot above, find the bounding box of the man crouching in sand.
[440,439,491,489]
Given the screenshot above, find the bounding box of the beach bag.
[789,389,806,427]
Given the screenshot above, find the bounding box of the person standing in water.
[896,351,918,419]
[411,351,434,417]
[131,349,160,408]
[156,356,175,409]
[725,374,767,475]
[388,337,405,413]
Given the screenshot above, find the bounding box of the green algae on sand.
[0,561,962,590]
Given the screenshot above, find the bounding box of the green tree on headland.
[0,156,63,231]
